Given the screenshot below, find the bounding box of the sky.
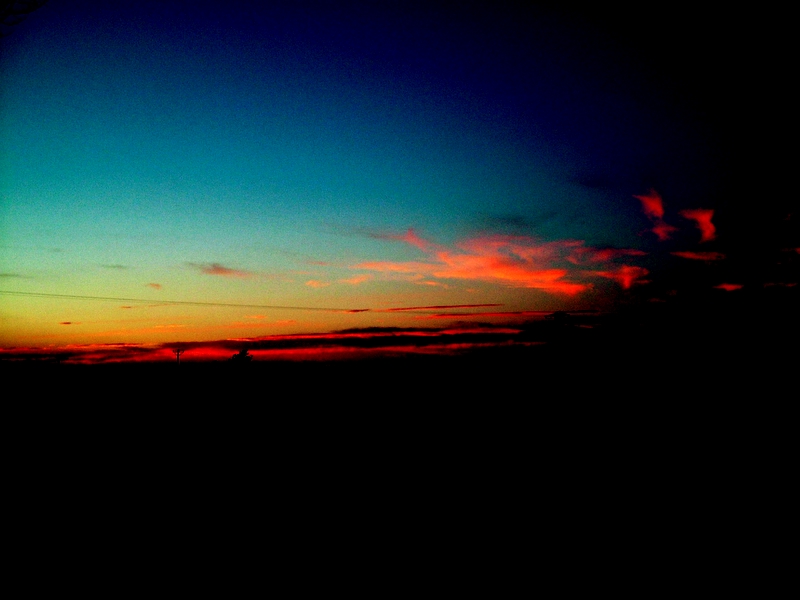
[1,1,796,364]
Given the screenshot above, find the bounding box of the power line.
[0,290,601,316]
[0,290,367,313]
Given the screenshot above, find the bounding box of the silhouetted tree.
[230,349,253,364]
[546,311,573,326]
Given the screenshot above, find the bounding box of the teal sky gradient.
[5,1,790,360]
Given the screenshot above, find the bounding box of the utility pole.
[174,349,184,365]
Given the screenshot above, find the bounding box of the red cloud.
[592,265,649,289]
[633,189,677,241]
[651,221,678,242]
[671,251,725,261]
[679,208,716,242]
[714,283,743,291]
[633,189,666,220]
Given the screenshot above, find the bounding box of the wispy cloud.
[382,304,503,312]
[567,247,646,265]
[305,280,330,288]
[415,310,554,320]
[679,208,716,242]
[714,283,743,291]
[339,274,372,285]
[671,251,725,261]
[189,262,253,278]
[370,228,436,252]
[146,283,162,290]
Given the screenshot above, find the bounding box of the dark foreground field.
[6,334,791,463]
[4,321,792,575]
[5,306,796,396]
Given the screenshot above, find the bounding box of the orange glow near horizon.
[0,324,547,364]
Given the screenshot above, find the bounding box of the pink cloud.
[355,233,591,295]
[354,231,661,294]
[414,280,448,287]
[671,251,725,261]
[679,208,716,242]
[147,283,162,290]
[340,274,372,285]
[305,280,330,288]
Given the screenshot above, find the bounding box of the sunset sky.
[1,2,796,363]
